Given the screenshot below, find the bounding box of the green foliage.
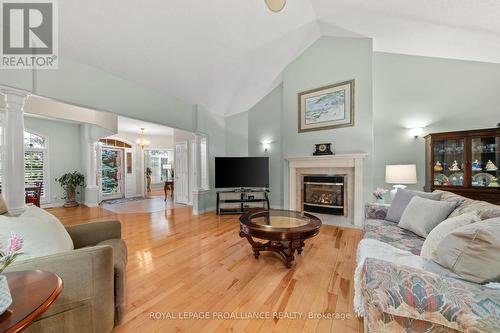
[56,171,85,190]
[0,252,21,274]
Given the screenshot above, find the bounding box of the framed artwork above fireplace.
[298,79,355,132]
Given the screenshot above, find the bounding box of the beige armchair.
[6,220,127,333]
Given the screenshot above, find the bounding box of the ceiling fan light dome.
[265,0,286,12]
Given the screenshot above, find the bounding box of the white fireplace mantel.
[285,153,368,227]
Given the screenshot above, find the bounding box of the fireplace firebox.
[302,175,345,215]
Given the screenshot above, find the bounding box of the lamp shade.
[385,164,417,184]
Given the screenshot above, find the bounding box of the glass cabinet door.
[471,136,499,188]
[433,139,465,186]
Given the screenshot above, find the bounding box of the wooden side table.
[0,271,63,333]
[164,180,174,201]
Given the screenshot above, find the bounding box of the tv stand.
[216,189,270,215]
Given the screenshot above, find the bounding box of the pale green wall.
[196,105,226,208]
[281,37,374,205]
[225,112,248,156]
[24,117,83,206]
[1,58,196,132]
[247,85,283,208]
[223,86,283,208]
[373,52,500,192]
[225,37,374,208]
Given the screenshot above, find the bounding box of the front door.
[101,148,124,199]
[174,141,189,204]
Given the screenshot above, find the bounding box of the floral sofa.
[361,190,500,332]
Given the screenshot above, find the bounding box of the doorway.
[143,149,173,197]
[101,147,124,199]
[175,141,189,204]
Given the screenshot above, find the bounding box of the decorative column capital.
[1,87,30,112]
[192,132,206,142]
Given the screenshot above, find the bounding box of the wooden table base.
[239,232,305,268]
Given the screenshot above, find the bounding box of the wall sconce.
[261,140,272,152]
[408,127,424,139]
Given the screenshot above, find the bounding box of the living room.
[0,1,499,332]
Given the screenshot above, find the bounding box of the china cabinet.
[425,127,500,204]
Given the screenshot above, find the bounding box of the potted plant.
[372,188,388,204]
[0,233,23,314]
[145,167,152,192]
[56,171,85,207]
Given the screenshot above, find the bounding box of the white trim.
[174,140,189,205]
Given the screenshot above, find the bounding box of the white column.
[191,133,202,191]
[2,89,29,215]
[353,157,364,227]
[80,124,100,207]
[191,132,209,215]
[87,141,97,187]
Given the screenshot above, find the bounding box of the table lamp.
[385,164,417,199]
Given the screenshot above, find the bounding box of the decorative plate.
[433,173,449,186]
[472,173,495,187]
[449,172,464,186]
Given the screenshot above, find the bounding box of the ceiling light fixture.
[136,128,150,148]
[265,0,286,12]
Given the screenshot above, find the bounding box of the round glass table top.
[246,210,314,229]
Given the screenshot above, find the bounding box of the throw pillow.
[420,213,480,259]
[0,194,8,215]
[0,206,74,260]
[398,196,456,238]
[386,188,442,223]
[432,217,500,283]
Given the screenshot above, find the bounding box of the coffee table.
[239,209,321,268]
[0,271,63,333]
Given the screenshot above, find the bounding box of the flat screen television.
[215,157,269,188]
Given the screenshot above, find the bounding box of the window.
[24,131,50,203]
[0,130,50,203]
[144,149,172,183]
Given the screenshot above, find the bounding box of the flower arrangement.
[372,188,388,200]
[0,233,23,274]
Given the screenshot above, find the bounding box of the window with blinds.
[24,151,46,196]
[24,131,49,202]
[0,130,49,201]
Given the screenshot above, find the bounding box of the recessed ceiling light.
[265,0,286,12]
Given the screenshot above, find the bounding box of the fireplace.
[286,154,367,226]
[302,175,345,215]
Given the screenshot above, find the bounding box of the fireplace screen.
[303,175,345,215]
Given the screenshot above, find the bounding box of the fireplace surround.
[285,153,367,226]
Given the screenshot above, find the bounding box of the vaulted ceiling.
[60,0,500,116]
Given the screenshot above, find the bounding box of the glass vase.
[0,275,12,315]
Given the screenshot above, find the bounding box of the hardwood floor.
[47,205,364,333]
